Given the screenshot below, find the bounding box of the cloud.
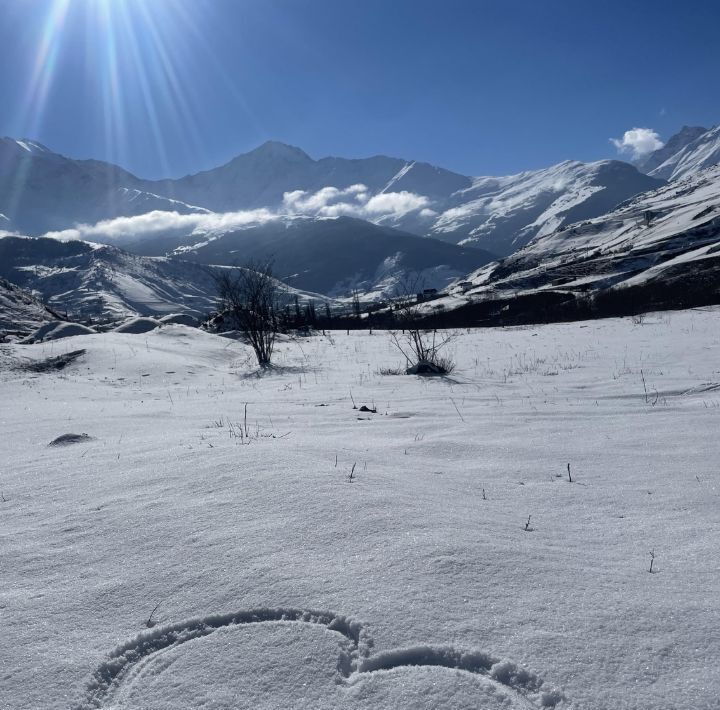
[41,208,278,243]
[611,127,664,159]
[281,184,434,221]
[38,184,436,244]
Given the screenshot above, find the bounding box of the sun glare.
[14,0,222,176]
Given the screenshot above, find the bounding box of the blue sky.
[0,0,718,178]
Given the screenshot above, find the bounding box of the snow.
[431,160,662,256]
[451,164,720,302]
[0,277,58,338]
[2,311,719,709]
[650,125,720,181]
[112,316,162,333]
[381,161,416,193]
[21,320,97,343]
[159,313,199,326]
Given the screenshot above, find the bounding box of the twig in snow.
[145,600,163,628]
[649,550,655,573]
[449,397,465,422]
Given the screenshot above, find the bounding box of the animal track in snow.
[76,607,566,709]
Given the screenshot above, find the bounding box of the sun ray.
[4,0,72,227]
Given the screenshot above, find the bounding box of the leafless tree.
[214,260,278,367]
[389,273,455,374]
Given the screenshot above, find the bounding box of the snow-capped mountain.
[144,142,662,256]
[633,125,707,174]
[147,140,473,212]
[0,276,61,337]
[0,138,208,235]
[444,164,720,320]
[0,234,333,322]
[0,236,228,321]
[646,125,720,181]
[428,159,663,255]
[1,137,663,260]
[118,215,496,298]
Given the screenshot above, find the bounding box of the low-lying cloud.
[42,208,277,243]
[282,184,434,220]
[611,127,664,159]
[39,184,436,244]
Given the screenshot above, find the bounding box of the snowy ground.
[1,310,719,710]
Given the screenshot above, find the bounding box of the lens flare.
[4,0,239,224]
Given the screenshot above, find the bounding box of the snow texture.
[450,164,720,303]
[2,313,719,709]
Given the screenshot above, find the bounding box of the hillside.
[0,276,60,338]
[429,165,720,323]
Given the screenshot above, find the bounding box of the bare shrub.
[214,261,278,367]
[389,275,455,375]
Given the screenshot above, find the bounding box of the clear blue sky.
[0,0,718,179]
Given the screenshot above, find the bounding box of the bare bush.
[214,261,278,367]
[389,274,455,375]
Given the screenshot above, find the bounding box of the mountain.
[646,125,720,181]
[0,138,208,235]
[634,126,707,174]
[0,235,348,322]
[0,236,226,321]
[1,137,663,260]
[441,164,720,321]
[146,140,473,213]
[427,159,664,255]
[144,143,662,256]
[124,215,497,298]
[0,276,62,338]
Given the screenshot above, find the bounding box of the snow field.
[1,313,719,709]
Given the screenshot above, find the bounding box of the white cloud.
[41,208,278,243]
[281,184,433,222]
[611,127,664,159]
[38,184,435,244]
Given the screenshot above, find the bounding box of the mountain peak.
[635,125,708,174]
[247,140,312,162]
[1,137,53,155]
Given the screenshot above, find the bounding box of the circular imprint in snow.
[77,608,565,710]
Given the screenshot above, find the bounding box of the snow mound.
[159,313,198,327]
[21,320,96,343]
[113,317,162,334]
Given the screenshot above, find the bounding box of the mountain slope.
[441,165,720,320]
[127,215,496,297]
[146,141,472,212]
[1,137,670,260]
[428,159,664,255]
[634,125,707,174]
[0,276,61,337]
[648,125,720,181]
[0,235,344,322]
[0,138,208,235]
[0,236,225,320]
[145,144,662,256]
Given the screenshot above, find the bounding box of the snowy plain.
[1,310,719,709]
